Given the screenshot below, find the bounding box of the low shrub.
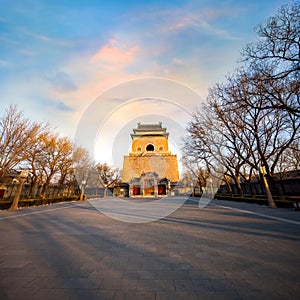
[215,195,295,208]
[0,201,12,210]
[0,196,79,210]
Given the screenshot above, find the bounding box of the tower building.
[122,123,179,197]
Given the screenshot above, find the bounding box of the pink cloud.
[92,39,139,65]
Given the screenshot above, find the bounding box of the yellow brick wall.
[122,154,179,183]
[131,136,170,154]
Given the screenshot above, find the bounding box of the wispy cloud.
[56,101,75,112]
[0,59,14,68]
[38,97,75,112]
[161,11,242,40]
[91,39,140,65]
[128,5,243,40]
[164,12,209,32]
[22,29,74,47]
[47,71,77,92]
[18,48,35,57]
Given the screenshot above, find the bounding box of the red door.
[133,186,141,195]
[158,185,166,195]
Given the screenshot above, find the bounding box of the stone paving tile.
[0,287,40,300]
[174,279,195,291]
[235,290,268,300]
[155,269,189,280]
[100,278,138,291]
[156,291,199,300]
[192,279,214,291]
[108,260,142,271]
[113,291,155,300]
[31,289,116,300]
[30,277,62,289]
[30,276,103,290]
[170,262,192,270]
[0,260,29,268]
[140,261,172,271]
[188,270,207,279]
[237,285,297,300]
[89,269,123,279]
[122,270,156,280]
[155,280,176,291]
[209,279,236,291]
[197,291,242,300]
[136,279,175,291]
[96,290,116,300]
[0,275,36,288]
[29,288,71,300]
[136,279,157,291]
[155,246,169,256]
[63,277,102,289]
[68,289,116,300]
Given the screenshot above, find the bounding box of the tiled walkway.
[0,198,299,299]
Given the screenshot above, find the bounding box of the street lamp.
[209,178,214,199]
[168,180,171,195]
[80,180,86,201]
[9,178,18,199]
[190,182,194,197]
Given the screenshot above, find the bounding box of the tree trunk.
[249,180,256,198]
[261,172,276,208]
[40,179,50,198]
[234,176,243,197]
[80,183,85,200]
[269,176,285,201]
[9,178,25,211]
[29,181,39,198]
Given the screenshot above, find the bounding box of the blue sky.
[0,0,290,165]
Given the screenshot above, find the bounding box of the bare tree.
[73,146,93,183]
[72,145,100,199]
[180,157,209,195]
[96,163,120,197]
[0,105,100,204]
[55,137,75,195]
[0,105,42,181]
[208,69,299,205]
[183,3,300,207]
[24,125,52,197]
[37,134,75,197]
[242,2,300,116]
[183,105,247,197]
[277,140,300,172]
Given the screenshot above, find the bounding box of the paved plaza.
[0,198,299,300]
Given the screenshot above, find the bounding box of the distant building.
[122,123,179,197]
[0,170,23,199]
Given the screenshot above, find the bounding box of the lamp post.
[80,180,86,201]
[209,178,214,199]
[9,178,17,199]
[104,184,107,198]
[9,170,29,211]
[191,182,194,197]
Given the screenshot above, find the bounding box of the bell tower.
[122,123,179,184]
[131,122,170,155]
